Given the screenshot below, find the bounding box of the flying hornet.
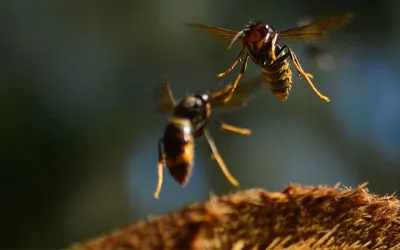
[153,77,263,199]
[185,12,354,103]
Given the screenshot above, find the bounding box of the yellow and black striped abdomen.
[261,59,293,101]
[163,118,195,186]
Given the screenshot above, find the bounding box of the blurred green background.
[1,0,399,248]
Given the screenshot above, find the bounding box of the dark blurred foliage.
[1,0,399,248]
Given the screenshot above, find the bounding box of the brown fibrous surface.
[69,183,400,250]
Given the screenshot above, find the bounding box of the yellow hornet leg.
[204,129,239,187]
[213,120,252,135]
[288,47,330,102]
[154,140,165,199]
[223,54,249,103]
[270,33,279,61]
[217,44,245,79]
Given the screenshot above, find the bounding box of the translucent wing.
[184,23,242,46]
[155,76,264,113]
[154,81,176,113]
[279,12,354,41]
[210,75,265,109]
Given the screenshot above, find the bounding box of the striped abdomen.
[261,59,293,101]
[163,118,195,186]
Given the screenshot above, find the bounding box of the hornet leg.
[223,54,249,103]
[213,120,252,135]
[217,43,246,78]
[273,45,313,79]
[154,140,165,199]
[210,81,234,99]
[269,33,279,61]
[203,129,239,187]
[274,45,330,102]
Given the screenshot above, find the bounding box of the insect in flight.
[153,77,263,199]
[185,12,354,103]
